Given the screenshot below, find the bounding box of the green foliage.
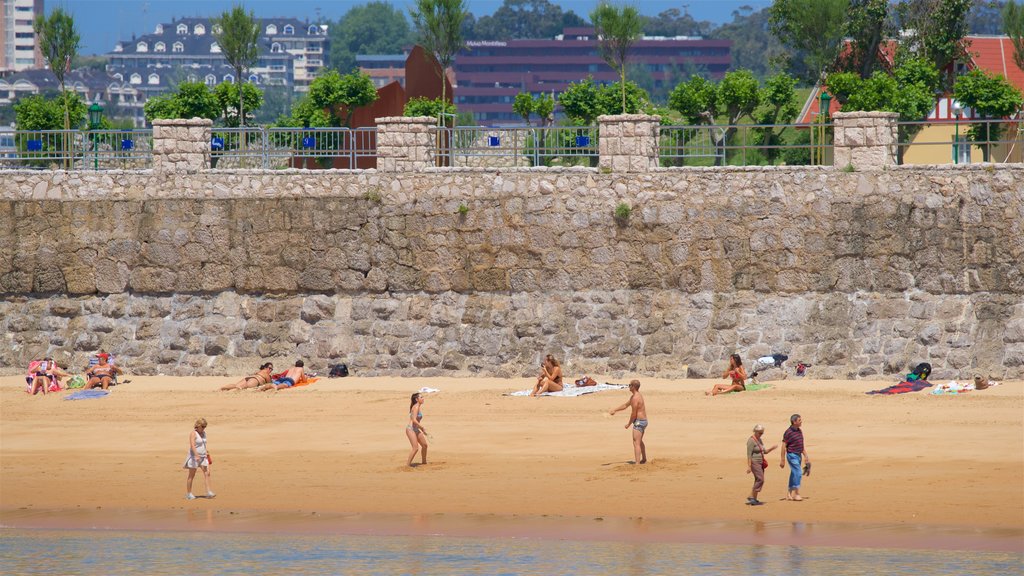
[212,5,261,125]
[469,0,585,40]
[643,8,713,37]
[513,92,535,125]
[143,82,219,123]
[533,93,555,125]
[457,202,469,215]
[591,2,643,112]
[254,86,295,125]
[403,96,458,122]
[768,0,849,84]
[594,81,650,115]
[842,163,856,172]
[14,92,86,130]
[1005,0,1024,72]
[410,0,469,106]
[713,6,785,80]
[896,0,972,84]
[34,7,81,133]
[328,2,413,74]
[558,77,649,125]
[668,75,718,124]
[213,82,264,127]
[752,73,801,163]
[954,69,1024,160]
[840,0,890,79]
[614,202,632,222]
[307,69,379,127]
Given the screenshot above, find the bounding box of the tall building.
[454,28,732,124]
[105,17,328,96]
[0,0,44,73]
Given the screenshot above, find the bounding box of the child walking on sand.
[609,380,648,464]
[184,418,215,500]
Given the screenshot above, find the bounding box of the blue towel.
[65,390,109,400]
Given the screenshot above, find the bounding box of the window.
[113,73,123,81]
[212,24,222,34]
[136,41,148,52]
[308,25,319,35]
[204,74,216,85]
[130,73,142,84]
[173,41,184,53]
[223,74,234,83]
[271,42,282,53]
[194,23,205,35]
[148,73,160,85]
[155,24,164,34]
[210,42,221,53]
[283,24,294,35]
[248,74,259,83]
[177,23,188,35]
[266,24,277,35]
[155,41,166,52]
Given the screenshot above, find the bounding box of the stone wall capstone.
[375,116,435,172]
[598,114,661,173]
[832,111,899,169]
[152,118,212,172]
[1,165,1022,380]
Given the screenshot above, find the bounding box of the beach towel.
[932,381,972,395]
[866,380,932,395]
[506,383,627,397]
[745,381,773,392]
[278,376,319,389]
[65,389,109,400]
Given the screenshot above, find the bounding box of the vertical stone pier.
[152,118,212,172]
[375,116,436,172]
[598,114,661,173]
[832,111,899,169]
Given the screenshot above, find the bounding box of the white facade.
[0,0,43,73]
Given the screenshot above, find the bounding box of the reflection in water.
[0,529,1020,576]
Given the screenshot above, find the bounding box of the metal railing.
[659,123,832,167]
[431,125,599,167]
[212,126,378,169]
[895,118,1023,165]
[0,129,153,170]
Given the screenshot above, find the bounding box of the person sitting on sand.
[707,353,747,396]
[406,392,429,467]
[530,354,564,396]
[220,362,274,391]
[609,379,648,464]
[84,354,123,390]
[259,360,305,391]
[28,358,68,395]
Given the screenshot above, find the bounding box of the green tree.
[768,0,849,84]
[14,93,86,130]
[1005,0,1024,71]
[143,82,220,123]
[328,2,413,74]
[594,80,650,115]
[33,7,80,167]
[307,69,379,127]
[895,0,972,85]
[403,96,457,121]
[953,69,1024,161]
[411,0,469,118]
[277,96,332,128]
[590,2,643,113]
[558,77,602,125]
[668,69,764,164]
[752,73,801,163]
[212,4,261,127]
[841,0,891,79]
[513,92,535,125]
[213,82,265,127]
[534,92,555,126]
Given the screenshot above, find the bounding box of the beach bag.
[67,375,87,389]
[762,459,769,469]
[329,364,349,378]
[574,376,597,387]
[906,362,931,382]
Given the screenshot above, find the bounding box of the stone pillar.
[375,116,435,172]
[832,111,899,169]
[152,118,212,172]
[598,114,661,173]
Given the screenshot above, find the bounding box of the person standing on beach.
[406,392,429,467]
[780,414,810,501]
[746,424,777,506]
[609,380,647,464]
[184,418,215,500]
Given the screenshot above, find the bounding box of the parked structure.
[105,17,328,97]
[0,0,44,73]
[453,27,731,124]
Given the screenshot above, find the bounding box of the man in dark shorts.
[780,414,810,501]
[609,380,648,464]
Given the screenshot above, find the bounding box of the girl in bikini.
[707,353,748,396]
[220,363,274,391]
[406,392,429,467]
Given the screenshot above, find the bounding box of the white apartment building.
[0,0,44,73]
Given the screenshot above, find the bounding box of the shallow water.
[2,528,1021,575]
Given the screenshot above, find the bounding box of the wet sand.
[1,375,1021,550]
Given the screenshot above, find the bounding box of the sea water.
[1,529,1020,575]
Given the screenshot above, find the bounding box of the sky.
[53,0,774,55]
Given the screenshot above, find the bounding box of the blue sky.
[54,0,773,55]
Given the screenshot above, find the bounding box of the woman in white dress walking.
[184,418,215,500]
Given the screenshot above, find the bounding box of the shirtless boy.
[609,379,648,464]
[259,360,305,391]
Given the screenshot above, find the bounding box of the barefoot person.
[406,392,429,467]
[530,354,563,396]
[708,353,747,396]
[780,414,810,501]
[746,424,777,506]
[259,360,305,391]
[609,380,648,464]
[220,362,274,391]
[183,418,214,500]
[84,354,123,391]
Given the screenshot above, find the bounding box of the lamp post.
[952,102,962,164]
[88,100,103,170]
[817,91,832,165]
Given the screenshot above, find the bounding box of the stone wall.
[2,165,1022,379]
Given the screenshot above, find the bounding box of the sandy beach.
[1,374,1021,548]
